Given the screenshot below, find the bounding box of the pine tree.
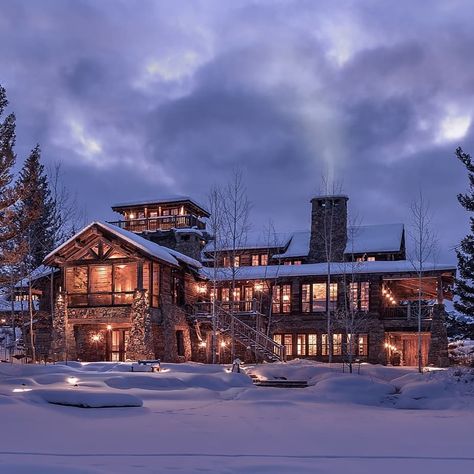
[0,85,20,265]
[454,147,474,318]
[17,144,55,269]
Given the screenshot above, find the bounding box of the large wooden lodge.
[9,194,455,366]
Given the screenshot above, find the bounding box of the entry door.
[107,329,129,362]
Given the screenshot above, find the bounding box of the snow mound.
[31,388,143,408]
[105,372,253,391]
[312,374,396,406]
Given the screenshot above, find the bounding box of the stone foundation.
[428,304,449,367]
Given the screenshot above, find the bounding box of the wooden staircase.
[193,301,286,362]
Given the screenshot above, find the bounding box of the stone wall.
[308,195,348,263]
[428,304,449,367]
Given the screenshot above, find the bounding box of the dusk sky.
[1,0,473,263]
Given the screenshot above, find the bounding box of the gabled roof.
[111,195,210,217]
[273,231,310,259]
[44,221,202,269]
[203,231,292,254]
[15,265,58,288]
[346,223,404,254]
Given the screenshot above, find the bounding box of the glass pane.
[302,284,310,312]
[297,334,306,355]
[66,266,88,293]
[114,263,137,293]
[360,282,369,311]
[312,283,326,312]
[333,333,342,356]
[308,334,317,355]
[90,266,112,293]
[114,293,133,305]
[282,285,291,313]
[284,334,293,356]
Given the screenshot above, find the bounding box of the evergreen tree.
[0,85,24,272]
[454,147,474,318]
[17,144,55,269]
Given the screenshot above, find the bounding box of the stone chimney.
[308,195,349,263]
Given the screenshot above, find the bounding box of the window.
[297,334,307,356]
[322,334,329,356]
[302,283,338,312]
[284,334,293,356]
[272,284,291,313]
[89,265,112,305]
[252,254,259,266]
[346,334,356,355]
[234,256,240,268]
[244,286,253,311]
[302,284,311,312]
[358,334,368,356]
[349,282,370,312]
[172,272,185,306]
[367,256,375,261]
[333,333,342,356]
[308,334,317,355]
[66,263,139,307]
[113,263,137,305]
[261,254,268,266]
[293,260,302,265]
[152,263,160,307]
[176,330,185,357]
[273,334,282,354]
[312,283,326,311]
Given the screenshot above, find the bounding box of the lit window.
[273,334,282,354]
[358,334,368,356]
[302,284,311,312]
[293,260,302,265]
[312,283,326,312]
[261,254,268,266]
[349,282,370,312]
[333,333,342,356]
[308,334,317,355]
[367,256,375,262]
[252,255,259,266]
[284,334,293,356]
[322,334,329,356]
[297,334,307,356]
[272,285,291,313]
[234,256,240,268]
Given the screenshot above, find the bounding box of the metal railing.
[108,215,206,232]
[195,299,259,315]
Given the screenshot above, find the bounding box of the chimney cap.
[311,194,349,202]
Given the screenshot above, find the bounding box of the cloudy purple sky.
[1,0,473,262]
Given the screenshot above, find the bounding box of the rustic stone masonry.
[308,195,348,263]
[49,292,76,361]
[428,304,449,367]
[127,289,154,360]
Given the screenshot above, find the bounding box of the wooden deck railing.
[108,215,206,232]
[382,304,434,320]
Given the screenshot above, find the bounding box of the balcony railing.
[194,299,260,316]
[108,215,206,233]
[382,304,433,320]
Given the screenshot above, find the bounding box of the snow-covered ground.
[1,360,473,473]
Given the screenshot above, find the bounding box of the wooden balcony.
[381,304,433,320]
[108,215,206,233]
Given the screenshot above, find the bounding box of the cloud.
[0,0,473,261]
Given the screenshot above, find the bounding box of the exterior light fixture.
[106,325,112,331]
[199,341,207,348]
[220,341,227,348]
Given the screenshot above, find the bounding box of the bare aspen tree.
[408,191,438,373]
[207,185,224,364]
[335,219,368,373]
[221,169,251,361]
[317,177,344,363]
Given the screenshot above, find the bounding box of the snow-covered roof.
[273,231,310,259]
[44,221,202,269]
[0,297,39,312]
[111,195,210,216]
[14,265,58,288]
[346,223,404,254]
[203,231,292,253]
[200,260,456,282]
